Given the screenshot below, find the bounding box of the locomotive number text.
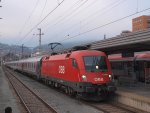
[94,78,103,81]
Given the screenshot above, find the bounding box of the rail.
[4,67,57,113]
[82,99,147,113]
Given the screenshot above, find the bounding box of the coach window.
[33,63,34,69]
[33,63,35,69]
[32,63,33,69]
[72,59,78,68]
[31,63,33,69]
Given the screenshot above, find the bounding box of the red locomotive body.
[41,50,116,101]
[41,50,112,83]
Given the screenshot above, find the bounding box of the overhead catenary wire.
[60,7,150,43]
[43,0,100,33]
[16,0,65,45]
[15,0,150,49]
[18,0,40,37]
[53,0,125,38]
[39,0,83,30]
[77,0,126,29]
[38,0,48,21]
[48,0,89,26]
[43,0,126,43]
[136,0,138,13]
[42,0,89,33]
[23,0,85,44]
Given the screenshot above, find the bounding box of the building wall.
[132,15,150,32]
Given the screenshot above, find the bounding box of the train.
[108,52,150,83]
[5,49,116,101]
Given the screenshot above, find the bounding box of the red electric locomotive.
[41,50,116,101]
[5,48,116,101]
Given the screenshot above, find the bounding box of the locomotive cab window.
[83,56,108,72]
[72,59,78,68]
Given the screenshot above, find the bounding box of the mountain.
[0,43,31,56]
[0,40,93,59]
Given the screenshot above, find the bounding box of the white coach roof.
[6,56,44,64]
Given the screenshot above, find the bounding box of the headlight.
[109,74,112,78]
[82,75,87,81]
[109,75,112,80]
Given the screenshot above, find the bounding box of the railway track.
[86,102,138,113]
[4,67,57,113]
[81,96,148,113]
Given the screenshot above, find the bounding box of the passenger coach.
[109,53,150,83]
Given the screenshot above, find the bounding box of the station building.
[132,15,150,32]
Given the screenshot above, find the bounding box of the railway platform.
[0,66,22,113]
[113,82,150,112]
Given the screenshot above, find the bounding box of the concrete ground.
[114,82,150,112]
[117,81,150,98]
[0,66,23,113]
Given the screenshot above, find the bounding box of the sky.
[0,0,150,47]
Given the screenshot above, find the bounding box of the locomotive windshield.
[83,56,108,72]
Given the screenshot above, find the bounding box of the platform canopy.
[84,28,150,55]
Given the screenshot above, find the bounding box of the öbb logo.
[59,66,65,74]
